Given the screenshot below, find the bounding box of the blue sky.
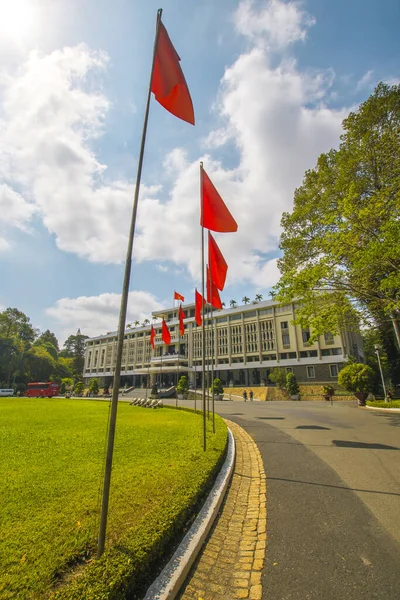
[0,0,398,343]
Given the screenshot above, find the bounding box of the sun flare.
[0,0,37,44]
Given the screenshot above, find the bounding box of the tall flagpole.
[208,234,215,434]
[176,306,180,408]
[97,8,163,559]
[200,163,206,451]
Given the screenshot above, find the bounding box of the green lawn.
[367,399,400,409]
[0,398,227,599]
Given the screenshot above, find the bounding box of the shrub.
[74,381,84,395]
[89,378,99,395]
[269,367,287,389]
[176,375,189,395]
[286,372,299,395]
[322,385,335,396]
[211,378,224,396]
[338,363,375,393]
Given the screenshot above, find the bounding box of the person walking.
[243,390,247,402]
[249,389,254,401]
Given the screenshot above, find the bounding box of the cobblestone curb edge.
[144,428,236,600]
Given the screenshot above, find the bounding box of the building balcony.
[151,353,188,363]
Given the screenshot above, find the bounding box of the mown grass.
[0,398,227,599]
[367,399,400,409]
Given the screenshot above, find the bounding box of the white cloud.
[355,69,374,92]
[0,44,160,263]
[0,1,348,294]
[156,264,169,273]
[46,291,163,342]
[234,0,315,48]
[0,183,36,228]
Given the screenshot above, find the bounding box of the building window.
[306,366,315,379]
[230,314,241,321]
[302,328,311,344]
[258,307,273,316]
[244,311,257,319]
[276,304,292,313]
[329,364,339,377]
[324,332,334,345]
[281,321,290,348]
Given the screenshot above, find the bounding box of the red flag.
[195,288,205,326]
[207,266,223,309]
[200,167,238,233]
[151,21,195,125]
[174,291,185,302]
[208,232,228,291]
[161,318,171,345]
[178,304,185,336]
[150,325,155,349]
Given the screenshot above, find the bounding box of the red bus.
[26,382,60,398]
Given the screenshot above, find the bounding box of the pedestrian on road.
[249,389,253,401]
[243,390,247,402]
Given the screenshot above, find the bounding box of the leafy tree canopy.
[34,329,59,352]
[338,363,375,394]
[269,367,287,389]
[273,83,400,339]
[0,308,37,345]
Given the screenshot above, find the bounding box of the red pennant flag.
[151,21,195,125]
[150,325,156,349]
[200,167,238,233]
[208,232,228,291]
[161,318,171,345]
[178,304,185,336]
[195,288,205,326]
[207,266,223,309]
[174,291,185,302]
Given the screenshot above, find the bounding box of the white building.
[83,299,363,388]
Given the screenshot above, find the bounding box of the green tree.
[274,83,400,343]
[176,375,189,395]
[34,330,59,352]
[269,367,287,389]
[230,300,237,308]
[255,294,263,303]
[286,372,299,395]
[0,308,37,385]
[211,378,224,396]
[89,378,99,395]
[53,356,75,380]
[242,296,250,305]
[26,346,56,382]
[61,330,88,375]
[338,363,375,394]
[60,377,74,395]
[74,381,85,395]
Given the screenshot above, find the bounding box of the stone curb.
[363,405,400,413]
[143,428,236,600]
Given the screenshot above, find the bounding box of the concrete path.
[166,399,400,599]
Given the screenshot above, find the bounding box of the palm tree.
[134,320,140,327]
[230,299,237,308]
[126,323,132,329]
[255,293,263,302]
[221,302,226,308]
[143,319,150,326]
[242,296,250,305]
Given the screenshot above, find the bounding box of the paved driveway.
[169,399,400,599]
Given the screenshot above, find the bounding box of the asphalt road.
[167,399,400,600]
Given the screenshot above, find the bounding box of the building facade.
[83,299,364,388]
